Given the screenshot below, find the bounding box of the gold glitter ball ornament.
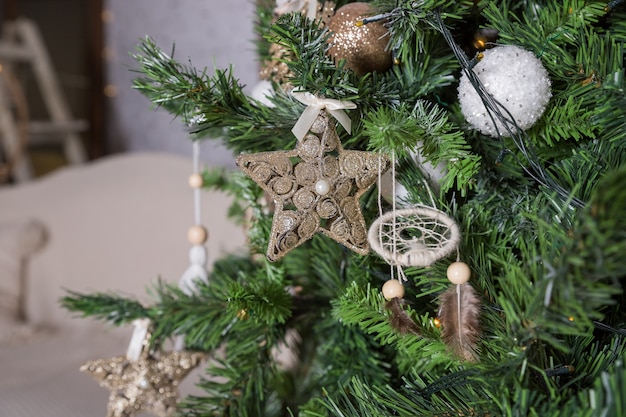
[236,110,390,261]
[81,348,205,417]
[327,2,392,75]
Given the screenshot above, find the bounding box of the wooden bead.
[187,225,208,245]
[382,279,404,300]
[447,261,471,285]
[188,173,204,188]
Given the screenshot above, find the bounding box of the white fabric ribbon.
[179,245,209,296]
[274,0,317,20]
[126,318,151,361]
[291,91,357,140]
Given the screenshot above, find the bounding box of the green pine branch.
[132,37,299,153]
[61,291,148,325]
[363,100,481,194]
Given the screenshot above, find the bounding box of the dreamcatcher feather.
[385,296,422,335]
[438,280,481,362]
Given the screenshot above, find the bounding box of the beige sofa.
[0,152,246,416]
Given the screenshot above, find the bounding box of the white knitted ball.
[458,45,551,137]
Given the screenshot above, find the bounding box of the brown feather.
[386,297,422,336]
[438,283,481,362]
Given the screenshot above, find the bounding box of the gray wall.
[105,0,259,167]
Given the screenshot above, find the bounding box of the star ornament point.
[237,111,390,261]
[81,350,205,417]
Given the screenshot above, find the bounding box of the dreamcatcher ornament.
[368,206,461,267]
[369,161,481,361]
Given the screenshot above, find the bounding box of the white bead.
[447,261,471,285]
[315,179,331,195]
[382,279,405,300]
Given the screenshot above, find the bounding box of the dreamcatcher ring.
[368,206,460,267]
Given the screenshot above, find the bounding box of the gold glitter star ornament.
[237,110,390,261]
[81,340,204,417]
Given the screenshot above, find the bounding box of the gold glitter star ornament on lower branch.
[237,110,390,261]
[81,341,205,417]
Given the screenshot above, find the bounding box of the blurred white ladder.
[0,18,88,182]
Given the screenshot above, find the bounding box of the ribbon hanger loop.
[291,90,357,140]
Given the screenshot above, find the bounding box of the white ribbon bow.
[291,91,357,141]
[126,318,151,361]
[274,0,317,20]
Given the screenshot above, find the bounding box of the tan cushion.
[0,152,246,329]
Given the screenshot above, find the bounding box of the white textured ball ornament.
[411,146,447,191]
[447,261,471,285]
[379,169,409,205]
[382,279,405,300]
[458,45,551,137]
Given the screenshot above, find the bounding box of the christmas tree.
[63,1,626,416]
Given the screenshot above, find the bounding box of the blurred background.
[0,0,259,181]
[0,5,257,412]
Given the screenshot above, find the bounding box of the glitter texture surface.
[81,346,204,417]
[237,110,390,261]
[458,45,552,137]
[327,2,392,75]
